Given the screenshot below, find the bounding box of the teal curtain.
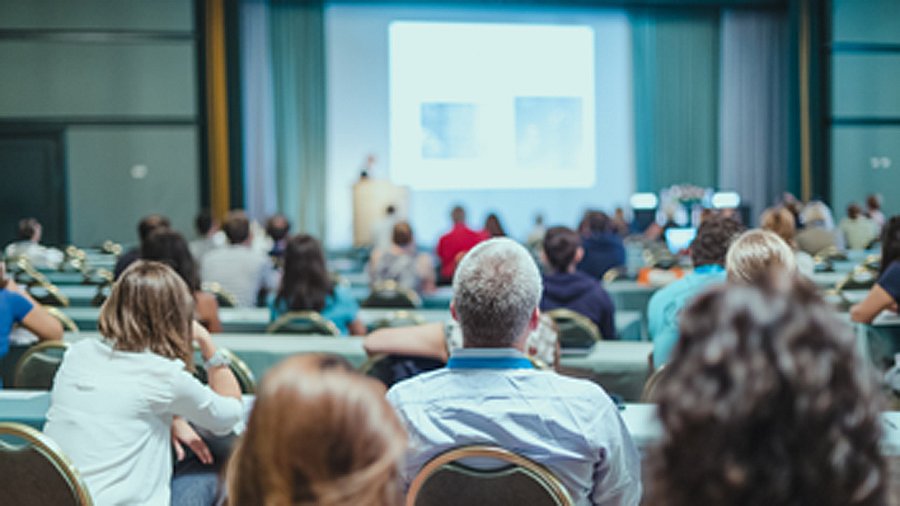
[631,10,720,192]
[268,0,327,237]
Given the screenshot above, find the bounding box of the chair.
[367,310,426,331]
[0,422,93,506]
[406,445,573,506]
[201,282,238,308]
[13,341,69,389]
[193,348,256,394]
[90,283,111,307]
[45,306,78,333]
[601,266,626,284]
[26,282,70,307]
[640,364,668,402]
[835,266,877,292]
[362,280,422,309]
[266,311,341,336]
[545,309,601,349]
[360,354,445,388]
[101,240,123,257]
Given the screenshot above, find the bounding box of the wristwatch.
[203,349,231,370]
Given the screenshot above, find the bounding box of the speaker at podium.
[352,177,408,248]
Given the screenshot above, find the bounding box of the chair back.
[201,282,238,308]
[362,280,422,309]
[835,266,877,291]
[360,354,445,388]
[14,341,69,389]
[0,422,93,506]
[266,310,340,336]
[45,307,78,333]
[367,310,426,331]
[90,283,111,307]
[545,309,601,349]
[640,364,669,402]
[407,446,573,506]
[193,348,256,394]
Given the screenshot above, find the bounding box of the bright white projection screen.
[389,22,596,190]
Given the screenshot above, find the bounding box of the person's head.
[880,215,900,276]
[141,230,200,292]
[690,214,744,267]
[385,205,396,217]
[452,238,542,348]
[450,206,466,225]
[483,213,506,237]
[228,354,406,506]
[542,226,582,273]
[847,202,863,220]
[391,222,413,248]
[646,281,885,506]
[194,209,214,237]
[579,210,611,236]
[725,229,796,285]
[800,201,834,229]
[278,234,332,312]
[223,210,251,245]
[867,194,881,211]
[137,214,170,243]
[759,206,797,248]
[98,261,194,368]
[16,218,41,242]
[265,214,291,243]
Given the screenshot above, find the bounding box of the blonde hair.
[759,206,797,247]
[98,260,194,368]
[227,354,406,506]
[726,229,797,285]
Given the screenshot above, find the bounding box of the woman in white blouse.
[44,261,243,505]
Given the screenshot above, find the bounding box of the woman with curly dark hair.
[646,280,886,506]
[851,215,900,323]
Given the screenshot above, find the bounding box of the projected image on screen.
[390,22,595,190]
[421,103,479,159]
[516,97,583,171]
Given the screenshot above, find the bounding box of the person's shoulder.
[386,368,452,404]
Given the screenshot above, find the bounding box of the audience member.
[188,209,221,265]
[0,262,63,376]
[796,201,842,255]
[525,213,546,254]
[228,354,406,506]
[725,229,797,286]
[759,206,815,277]
[482,212,507,238]
[540,226,616,340]
[368,222,435,294]
[576,210,626,280]
[867,193,885,229]
[271,234,365,335]
[645,281,885,506]
[387,238,641,504]
[113,214,170,278]
[142,229,223,332]
[611,207,631,237]
[264,213,291,259]
[44,261,243,505]
[4,218,64,269]
[435,205,484,283]
[851,215,900,323]
[201,210,271,307]
[839,202,878,250]
[648,214,743,366]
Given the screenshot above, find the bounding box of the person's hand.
[171,417,213,465]
[192,320,211,346]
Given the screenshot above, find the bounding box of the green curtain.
[268,0,327,237]
[631,10,720,192]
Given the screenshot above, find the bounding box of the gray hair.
[452,238,542,347]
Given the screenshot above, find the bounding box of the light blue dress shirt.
[647,264,726,366]
[386,348,642,506]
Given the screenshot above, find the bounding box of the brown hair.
[646,280,885,506]
[223,210,251,244]
[228,354,406,506]
[542,226,581,272]
[391,222,413,248]
[759,206,797,248]
[98,261,195,368]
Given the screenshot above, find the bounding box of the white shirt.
[200,245,271,307]
[386,348,642,506]
[44,338,243,506]
[4,241,64,270]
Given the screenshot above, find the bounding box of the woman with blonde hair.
[725,229,797,286]
[228,354,406,506]
[759,206,814,277]
[44,261,243,505]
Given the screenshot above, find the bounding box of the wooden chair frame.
[640,364,668,402]
[44,306,78,333]
[201,282,238,308]
[364,280,423,309]
[13,340,69,389]
[545,308,602,344]
[266,310,340,336]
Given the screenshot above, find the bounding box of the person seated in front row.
[201,210,272,308]
[387,238,641,505]
[645,280,886,506]
[648,213,744,367]
[851,215,900,323]
[541,226,617,340]
[227,354,406,505]
[4,217,64,270]
[44,261,243,505]
[368,221,436,295]
[576,210,626,280]
[725,229,797,287]
[270,234,365,335]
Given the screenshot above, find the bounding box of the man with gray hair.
[387,238,641,505]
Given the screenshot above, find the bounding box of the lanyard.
[446,356,534,370]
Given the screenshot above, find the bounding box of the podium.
[352,178,408,247]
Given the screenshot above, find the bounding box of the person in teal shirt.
[648,215,744,366]
[270,234,365,335]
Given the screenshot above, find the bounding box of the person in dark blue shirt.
[575,210,626,280]
[540,226,617,340]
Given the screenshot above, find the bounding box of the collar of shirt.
[446,348,534,370]
[693,264,725,275]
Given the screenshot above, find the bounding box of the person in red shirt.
[436,206,485,283]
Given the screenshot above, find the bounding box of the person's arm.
[416,253,437,294]
[194,291,223,333]
[348,319,367,336]
[364,322,448,361]
[5,279,63,341]
[193,321,241,400]
[850,283,896,323]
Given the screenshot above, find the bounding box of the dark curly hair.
[880,215,900,277]
[690,213,744,267]
[645,279,886,506]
